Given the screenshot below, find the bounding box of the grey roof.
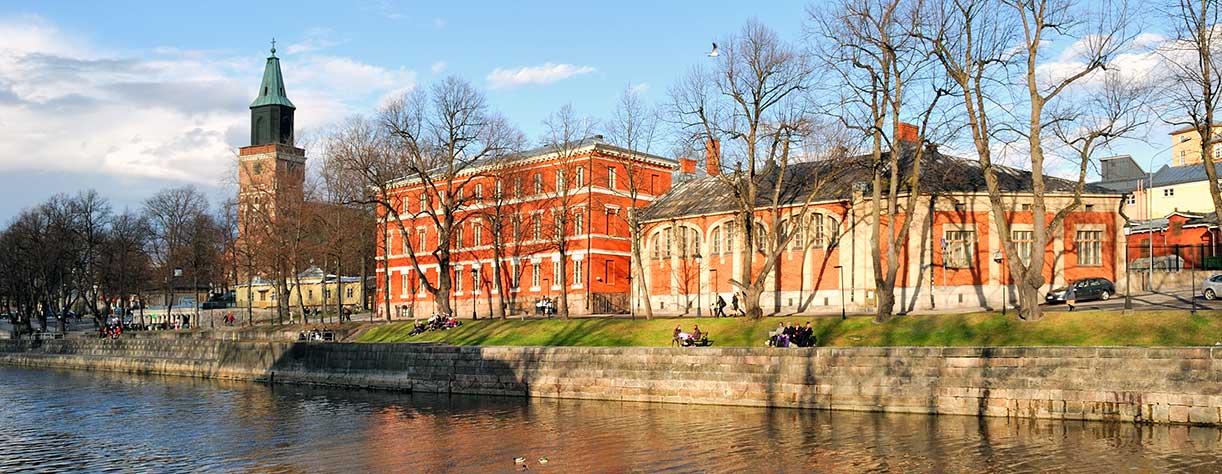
[398,135,676,185]
[1126,218,1169,234]
[639,147,1119,221]
[1093,176,1148,194]
[1150,162,1222,187]
[1186,211,1220,228]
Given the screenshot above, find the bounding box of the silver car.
[1203,274,1222,300]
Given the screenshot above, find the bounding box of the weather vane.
[270,37,277,55]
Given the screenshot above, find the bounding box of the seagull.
[538,457,549,464]
[707,42,719,57]
[514,457,527,464]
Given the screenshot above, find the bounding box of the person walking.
[714,295,727,318]
[1065,282,1077,312]
[731,294,741,317]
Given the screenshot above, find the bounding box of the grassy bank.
[356,309,1222,347]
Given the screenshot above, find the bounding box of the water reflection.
[0,367,1216,473]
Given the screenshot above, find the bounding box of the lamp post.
[993,251,1005,318]
[694,253,703,318]
[710,267,718,316]
[834,265,846,320]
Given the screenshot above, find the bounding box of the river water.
[0,367,1217,473]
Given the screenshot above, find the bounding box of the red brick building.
[375,137,676,317]
[637,145,1127,314]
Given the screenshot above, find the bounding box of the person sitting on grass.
[672,324,683,346]
[690,325,702,346]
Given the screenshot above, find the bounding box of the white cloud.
[283,28,345,55]
[629,83,650,95]
[486,63,596,89]
[430,60,447,74]
[0,15,416,190]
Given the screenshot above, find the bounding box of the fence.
[1124,243,1221,295]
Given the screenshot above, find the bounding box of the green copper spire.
[250,39,295,109]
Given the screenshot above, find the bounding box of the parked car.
[1045,278,1115,304]
[1202,274,1222,300]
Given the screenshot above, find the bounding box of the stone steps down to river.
[0,339,1218,426]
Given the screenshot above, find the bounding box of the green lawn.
[355,309,1222,347]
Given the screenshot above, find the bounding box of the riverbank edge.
[0,339,1218,426]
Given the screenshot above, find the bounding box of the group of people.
[671,324,708,347]
[98,319,122,339]
[408,313,461,336]
[711,294,743,318]
[534,297,557,318]
[768,321,816,348]
[297,328,334,342]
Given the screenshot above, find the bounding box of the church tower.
[238,41,305,242]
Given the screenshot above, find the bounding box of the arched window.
[711,227,722,255]
[651,233,661,259]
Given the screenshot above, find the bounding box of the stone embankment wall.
[0,339,1217,426]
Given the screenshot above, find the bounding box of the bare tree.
[918,0,1139,320]
[606,85,662,319]
[537,104,598,319]
[373,76,521,318]
[813,0,951,321]
[668,20,833,319]
[1163,0,1222,230]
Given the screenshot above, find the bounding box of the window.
[651,233,661,259]
[401,273,409,295]
[1180,150,1187,162]
[402,230,410,254]
[573,260,583,285]
[514,177,523,198]
[511,262,520,288]
[1164,188,1175,197]
[473,224,483,246]
[1012,230,1033,264]
[575,166,584,187]
[1076,230,1103,266]
[472,266,481,291]
[556,170,566,191]
[1084,204,1095,212]
[1126,194,1136,205]
[604,259,614,284]
[531,263,541,288]
[725,222,736,254]
[711,227,722,254]
[418,229,427,250]
[419,194,427,213]
[553,260,562,285]
[512,217,521,241]
[534,173,544,194]
[677,227,700,258]
[574,212,584,235]
[308,289,313,300]
[943,230,976,268]
[532,215,542,240]
[650,174,658,194]
[607,166,617,189]
[554,213,564,238]
[346,287,354,298]
[454,227,463,249]
[455,267,464,293]
[495,180,503,198]
[474,183,483,199]
[663,227,674,258]
[1021,203,1031,211]
[324,288,331,299]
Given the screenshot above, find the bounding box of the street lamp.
[993,251,1005,318]
[833,265,846,320]
[694,253,703,318]
[710,267,718,316]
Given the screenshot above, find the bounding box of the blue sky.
[0,1,1179,221]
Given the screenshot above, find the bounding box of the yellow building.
[235,266,365,310]
[1169,126,1222,167]
[1146,163,1222,217]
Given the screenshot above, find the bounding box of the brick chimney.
[705,139,721,177]
[897,122,919,144]
[679,157,697,174]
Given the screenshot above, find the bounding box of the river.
[0,367,1217,473]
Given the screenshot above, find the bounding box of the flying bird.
[707,42,719,57]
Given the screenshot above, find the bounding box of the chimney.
[679,158,697,174]
[897,122,919,144]
[705,139,722,177]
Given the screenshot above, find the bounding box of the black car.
[1045,277,1115,304]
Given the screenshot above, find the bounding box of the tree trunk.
[558,255,570,319]
[630,221,653,319]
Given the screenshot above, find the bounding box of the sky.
[0,1,1181,222]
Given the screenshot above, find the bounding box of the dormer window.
[263,87,268,95]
